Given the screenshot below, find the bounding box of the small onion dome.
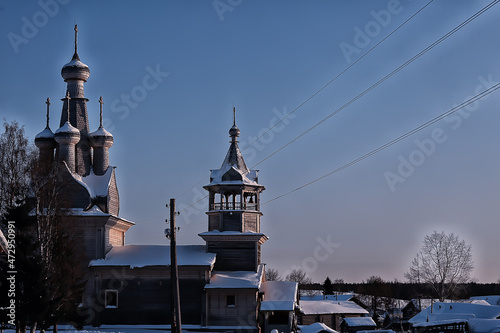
[55,121,80,144]
[229,124,240,138]
[61,54,90,82]
[89,126,113,148]
[35,127,56,149]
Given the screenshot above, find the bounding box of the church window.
[105,289,118,308]
[226,295,236,307]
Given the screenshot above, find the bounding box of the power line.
[262,82,500,206]
[173,1,434,202]
[251,0,499,170]
[128,81,500,245]
[241,0,435,152]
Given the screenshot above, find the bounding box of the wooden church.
[34,26,298,333]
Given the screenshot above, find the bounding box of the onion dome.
[35,98,56,149]
[89,97,113,146]
[61,25,90,82]
[55,93,80,144]
[229,107,240,139]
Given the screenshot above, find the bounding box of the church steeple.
[58,24,91,176]
[200,109,267,272]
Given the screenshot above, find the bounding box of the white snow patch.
[341,317,376,327]
[89,245,216,268]
[55,121,79,135]
[300,300,368,315]
[299,322,338,333]
[260,280,298,311]
[206,264,264,289]
[410,302,500,324]
[35,127,55,139]
[63,58,89,68]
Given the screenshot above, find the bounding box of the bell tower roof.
[207,108,262,187]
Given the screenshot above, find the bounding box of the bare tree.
[0,120,84,332]
[265,268,281,281]
[405,231,473,301]
[0,120,34,218]
[285,268,312,284]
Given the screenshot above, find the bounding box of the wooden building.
[299,300,369,332]
[340,317,377,333]
[34,26,297,332]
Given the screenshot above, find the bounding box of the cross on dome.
[73,24,80,60]
[98,96,104,128]
[65,91,71,123]
[45,97,51,129]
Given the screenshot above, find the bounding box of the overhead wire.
[135,0,499,228]
[250,0,500,170]
[241,0,435,152]
[262,82,500,206]
[173,0,435,203]
[126,81,500,245]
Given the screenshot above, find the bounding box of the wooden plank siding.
[206,289,259,327]
[88,266,210,326]
[208,241,257,271]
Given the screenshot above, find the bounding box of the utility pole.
[166,198,182,333]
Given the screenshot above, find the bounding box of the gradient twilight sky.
[1,1,500,283]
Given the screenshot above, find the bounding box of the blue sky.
[1,1,500,283]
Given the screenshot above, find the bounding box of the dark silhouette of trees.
[323,277,334,295]
[265,268,281,281]
[0,120,85,332]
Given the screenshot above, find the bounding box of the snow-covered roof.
[299,322,338,333]
[409,302,500,325]
[207,124,263,187]
[89,126,113,139]
[205,264,264,289]
[300,300,368,315]
[342,317,376,327]
[468,318,500,333]
[35,127,55,139]
[471,296,500,306]
[89,245,216,268]
[63,58,89,69]
[55,121,80,135]
[260,281,298,311]
[72,167,113,199]
[301,294,354,301]
[66,205,110,216]
[199,230,266,236]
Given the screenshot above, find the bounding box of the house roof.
[260,281,298,311]
[471,296,500,306]
[301,294,354,301]
[206,121,263,188]
[409,302,500,325]
[205,264,264,289]
[342,317,376,327]
[299,322,338,333]
[300,300,368,315]
[468,318,500,333]
[89,245,216,268]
